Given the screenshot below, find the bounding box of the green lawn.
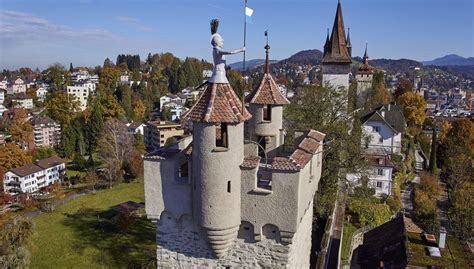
[407,232,471,269]
[340,221,357,264]
[29,181,156,269]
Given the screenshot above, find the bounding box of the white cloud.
[0,10,117,46]
[115,16,152,32]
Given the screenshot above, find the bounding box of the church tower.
[356,43,374,107]
[246,40,290,158]
[322,0,352,92]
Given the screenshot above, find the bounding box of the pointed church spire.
[324,28,330,55]
[358,42,372,74]
[346,28,352,57]
[363,42,369,60]
[322,0,352,64]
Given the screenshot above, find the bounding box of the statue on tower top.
[209,19,245,84]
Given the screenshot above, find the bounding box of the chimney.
[439,227,447,249]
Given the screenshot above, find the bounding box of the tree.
[85,99,104,162]
[0,217,34,268]
[46,63,67,91]
[69,63,74,73]
[9,109,33,149]
[32,147,56,160]
[164,137,177,147]
[448,182,473,238]
[160,106,172,121]
[393,78,413,100]
[397,92,426,127]
[366,71,391,109]
[97,119,134,187]
[285,85,368,217]
[84,169,99,192]
[428,127,437,174]
[44,91,80,126]
[120,85,133,119]
[134,133,146,155]
[437,120,451,145]
[0,144,32,171]
[133,99,146,122]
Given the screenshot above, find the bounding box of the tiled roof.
[361,104,406,133]
[367,155,395,168]
[246,74,290,105]
[35,156,65,169]
[322,1,352,64]
[144,148,181,161]
[270,157,299,172]
[183,83,251,123]
[241,156,261,169]
[30,116,57,126]
[10,163,43,178]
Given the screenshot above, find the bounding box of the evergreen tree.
[85,100,104,163]
[134,133,146,155]
[69,63,74,73]
[429,127,437,174]
[121,85,133,119]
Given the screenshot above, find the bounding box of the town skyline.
[1,0,473,70]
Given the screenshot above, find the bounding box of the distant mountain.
[228,59,278,71]
[423,54,474,66]
[370,58,422,73]
[278,49,323,65]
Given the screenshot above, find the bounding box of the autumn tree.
[0,144,32,171]
[133,99,146,122]
[9,109,33,148]
[437,120,451,145]
[44,91,80,126]
[397,92,426,127]
[366,71,391,109]
[393,78,413,100]
[448,182,474,238]
[428,127,437,174]
[0,217,34,268]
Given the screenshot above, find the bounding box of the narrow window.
[263,105,272,121]
[227,181,231,193]
[179,162,188,178]
[216,123,228,148]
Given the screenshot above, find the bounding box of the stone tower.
[322,0,352,92]
[356,43,374,107]
[246,42,290,158]
[143,20,326,269]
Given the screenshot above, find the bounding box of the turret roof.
[183,82,251,123]
[358,43,373,74]
[322,0,352,65]
[246,45,290,105]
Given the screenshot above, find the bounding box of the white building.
[127,122,146,135]
[30,116,61,148]
[346,148,395,196]
[361,104,406,155]
[71,70,99,84]
[36,85,48,102]
[159,93,186,110]
[3,156,66,194]
[8,78,27,94]
[0,77,7,90]
[66,81,96,111]
[0,89,6,114]
[12,93,34,109]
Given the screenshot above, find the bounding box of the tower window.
[179,161,188,178]
[216,123,228,148]
[263,105,272,121]
[227,181,231,193]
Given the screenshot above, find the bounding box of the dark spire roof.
[324,28,330,55]
[358,43,373,74]
[246,44,290,106]
[322,0,352,65]
[346,28,352,48]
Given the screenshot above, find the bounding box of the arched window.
[262,224,281,242]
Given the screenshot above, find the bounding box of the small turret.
[246,32,290,158]
[346,27,352,57]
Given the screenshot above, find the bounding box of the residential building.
[12,93,34,109]
[7,78,27,94]
[0,89,6,114]
[0,77,7,90]
[144,121,184,150]
[361,104,406,155]
[322,1,352,92]
[35,85,48,102]
[346,148,395,196]
[159,93,186,110]
[30,116,61,148]
[3,156,66,194]
[161,100,188,121]
[71,70,99,84]
[66,81,96,111]
[127,122,145,135]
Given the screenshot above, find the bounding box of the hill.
[423,54,474,66]
[277,49,323,66]
[228,59,278,71]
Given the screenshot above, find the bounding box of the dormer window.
[216,123,228,148]
[263,105,272,121]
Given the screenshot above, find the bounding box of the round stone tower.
[246,42,290,157]
[182,19,250,258]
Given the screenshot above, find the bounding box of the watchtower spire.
[322,0,351,64]
[346,27,352,57]
[264,30,270,74]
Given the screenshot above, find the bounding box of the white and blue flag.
[245,6,254,24]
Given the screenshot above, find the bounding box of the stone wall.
[154,201,315,268]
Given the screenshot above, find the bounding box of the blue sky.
[0,0,473,70]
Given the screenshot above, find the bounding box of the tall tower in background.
[322,0,352,92]
[356,44,374,107]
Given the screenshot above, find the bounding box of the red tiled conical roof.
[183,83,251,123]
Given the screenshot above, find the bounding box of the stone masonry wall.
[155,201,315,268]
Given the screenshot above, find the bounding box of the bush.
[348,198,392,227]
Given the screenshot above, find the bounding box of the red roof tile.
[270,157,299,172]
[246,74,290,105]
[241,156,261,169]
[183,83,251,123]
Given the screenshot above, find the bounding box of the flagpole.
[242,0,247,114]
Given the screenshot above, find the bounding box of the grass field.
[340,221,357,264]
[29,181,156,269]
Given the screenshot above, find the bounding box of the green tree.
[428,127,437,174]
[393,78,413,100]
[44,91,80,126]
[134,133,146,155]
[448,182,474,238]
[160,107,172,121]
[32,147,56,160]
[120,85,133,119]
[85,99,104,163]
